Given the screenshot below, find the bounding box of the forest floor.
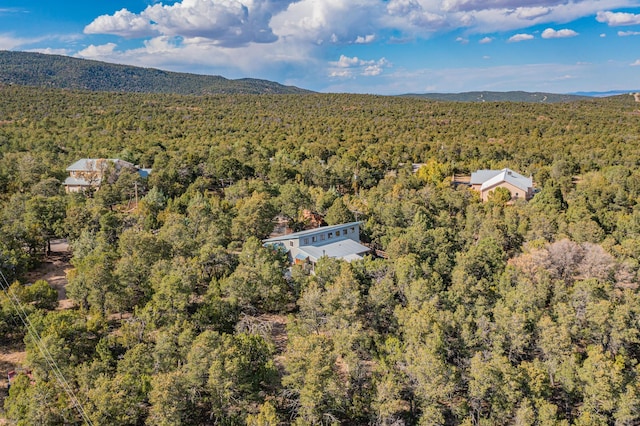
[24,239,73,308]
[0,239,72,412]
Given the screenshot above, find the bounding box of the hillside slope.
[0,50,312,95]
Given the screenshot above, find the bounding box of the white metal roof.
[470,169,503,185]
[63,176,95,186]
[263,221,362,243]
[480,168,532,192]
[297,238,370,262]
[66,158,136,172]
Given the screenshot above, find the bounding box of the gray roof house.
[63,158,151,192]
[263,222,370,268]
[470,168,533,202]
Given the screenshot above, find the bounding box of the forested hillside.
[0,51,311,95]
[1,85,640,425]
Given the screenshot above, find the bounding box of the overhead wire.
[0,268,93,426]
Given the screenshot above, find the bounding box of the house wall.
[278,223,361,261]
[65,185,88,193]
[69,170,102,182]
[481,181,530,202]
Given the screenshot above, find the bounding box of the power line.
[0,269,93,426]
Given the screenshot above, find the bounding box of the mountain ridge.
[0,50,313,95]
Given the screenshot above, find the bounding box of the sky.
[1,0,640,94]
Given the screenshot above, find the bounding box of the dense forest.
[1,84,640,425]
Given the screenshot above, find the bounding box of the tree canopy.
[2,85,640,424]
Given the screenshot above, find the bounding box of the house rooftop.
[66,158,133,172]
[479,168,532,192]
[297,238,370,262]
[263,221,362,243]
[63,176,96,187]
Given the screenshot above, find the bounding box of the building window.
[312,236,317,242]
[289,241,293,247]
[350,227,355,233]
[328,232,333,239]
[320,234,325,241]
[304,238,309,244]
[336,231,341,237]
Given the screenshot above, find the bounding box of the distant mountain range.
[400,91,592,103]
[0,50,312,95]
[1,50,637,102]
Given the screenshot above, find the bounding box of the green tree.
[22,279,58,310]
[24,194,66,254]
[231,191,278,241]
[324,197,354,225]
[221,237,290,312]
[282,331,343,425]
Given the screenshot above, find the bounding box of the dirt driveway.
[23,239,73,308]
[1,238,73,403]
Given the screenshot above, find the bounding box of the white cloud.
[515,6,551,20]
[329,69,352,77]
[596,11,640,26]
[77,43,119,58]
[84,8,156,38]
[0,33,63,50]
[0,34,30,50]
[28,47,73,55]
[385,0,446,28]
[508,33,534,42]
[328,54,390,78]
[600,33,606,37]
[85,0,280,47]
[67,0,640,92]
[272,0,384,46]
[618,30,640,36]
[456,36,469,43]
[333,55,361,68]
[79,1,640,59]
[631,59,640,66]
[363,64,385,76]
[355,34,376,44]
[541,28,578,38]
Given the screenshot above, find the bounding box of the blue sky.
[1,0,639,94]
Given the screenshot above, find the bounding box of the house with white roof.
[63,158,151,193]
[263,222,370,269]
[470,168,533,202]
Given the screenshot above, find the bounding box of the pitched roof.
[470,169,503,185]
[263,221,362,243]
[66,158,136,172]
[63,176,95,186]
[479,168,532,192]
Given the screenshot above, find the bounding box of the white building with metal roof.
[263,222,370,268]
